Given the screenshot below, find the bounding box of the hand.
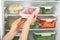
[10,18,25,35]
[19,8,39,40]
[3,18,25,40]
[3,7,39,40]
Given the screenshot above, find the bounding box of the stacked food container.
[3,0,59,40]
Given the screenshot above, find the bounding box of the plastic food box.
[38,16,56,28]
[20,7,40,18]
[33,30,56,40]
[40,6,53,14]
[5,4,24,14]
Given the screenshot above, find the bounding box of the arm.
[2,31,16,40]
[19,12,37,40]
[3,18,24,40]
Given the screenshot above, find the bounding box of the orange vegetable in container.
[38,16,56,28]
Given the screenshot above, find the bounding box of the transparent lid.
[33,30,56,36]
[40,6,53,9]
[38,16,56,22]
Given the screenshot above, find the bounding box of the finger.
[32,15,37,24]
[25,7,39,25]
[18,20,25,25]
[25,13,35,25]
[28,7,39,19]
[12,18,22,26]
[29,10,38,24]
[18,20,25,29]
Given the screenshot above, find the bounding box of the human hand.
[19,7,40,40]
[3,18,25,40]
[26,7,39,25]
[3,7,40,40]
[10,18,25,35]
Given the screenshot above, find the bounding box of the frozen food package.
[20,7,40,18]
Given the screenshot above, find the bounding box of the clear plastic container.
[33,30,56,40]
[38,16,56,28]
[20,7,40,18]
[40,6,53,14]
[7,4,23,14]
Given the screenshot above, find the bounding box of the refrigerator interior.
[2,0,60,40]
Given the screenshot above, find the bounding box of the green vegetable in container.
[40,6,53,14]
[30,20,40,29]
[13,37,19,40]
[40,7,45,14]
[33,32,55,40]
[34,35,54,40]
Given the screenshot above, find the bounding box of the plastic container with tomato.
[38,16,56,28]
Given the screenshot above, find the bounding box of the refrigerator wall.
[54,2,60,40]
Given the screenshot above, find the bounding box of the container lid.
[38,16,56,22]
[40,6,52,9]
[34,32,56,36]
